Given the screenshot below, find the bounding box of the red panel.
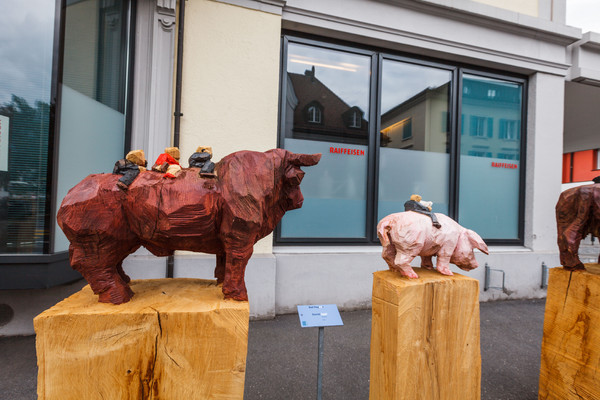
[571,150,600,182]
[562,153,572,183]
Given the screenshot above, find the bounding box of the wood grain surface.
[35,279,249,400]
[370,269,481,400]
[539,266,600,400]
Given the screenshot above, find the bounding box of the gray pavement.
[1,298,546,400]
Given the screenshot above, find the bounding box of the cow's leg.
[421,255,434,270]
[116,260,131,284]
[393,251,419,278]
[222,246,253,301]
[214,251,226,284]
[70,244,135,304]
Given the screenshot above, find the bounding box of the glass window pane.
[0,0,55,253]
[377,59,452,221]
[54,0,130,251]
[280,43,371,238]
[458,74,523,239]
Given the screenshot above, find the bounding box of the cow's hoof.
[563,263,585,271]
[222,287,248,301]
[98,284,134,304]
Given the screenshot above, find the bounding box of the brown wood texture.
[538,266,600,400]
[370,269,481,400]
[556,184,600,270]
[56,149,321,303]
[34,279,249,400]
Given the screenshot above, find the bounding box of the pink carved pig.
[377,212,489,278]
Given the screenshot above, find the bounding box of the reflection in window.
[459,75,523,239]
[469,116,493,138]
[377,59,452,221]
[499,119,520,140]
[281,43,371,238]
[306,102,323,124]
[0,0,55,253]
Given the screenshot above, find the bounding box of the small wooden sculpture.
[57,149,321,304]
[189,146,216,177]
[152,147,182,178]
[113,149,147,190]
[377,211,488,278]
[556,181,600,270]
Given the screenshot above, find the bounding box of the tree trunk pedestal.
[539,266,600,400]
[369,269,481,400]
[34,279,249,400]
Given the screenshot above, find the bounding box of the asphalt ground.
[1,299,546,400]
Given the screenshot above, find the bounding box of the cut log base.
[539,266,600,400]
[369,269,481,400]
[34,279,249,400]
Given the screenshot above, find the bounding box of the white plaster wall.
[272,247,559,314]
[180,0,282,254]
[282,0,579,77]
[0,280,86,336]
[524,73,565,252]
[564,81,600,153]
[468,0,539,17]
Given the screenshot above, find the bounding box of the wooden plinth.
[539,266,600,400]
[34,279,249,400]
[369,269,481,400]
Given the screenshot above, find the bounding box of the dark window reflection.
[0,0,55,253]
[284,44,371,145]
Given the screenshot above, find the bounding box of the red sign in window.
[491,161,517,169]
[329,147,365,156]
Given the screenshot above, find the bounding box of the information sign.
[297,304,343,328]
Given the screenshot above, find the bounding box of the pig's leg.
[393,251,419,278]
[421,255,434,270]
[436,251,454,276]
[381,244,397,270]
[214,251,226,284]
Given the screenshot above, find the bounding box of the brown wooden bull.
[556,183,600,270]
[57,149,321,304]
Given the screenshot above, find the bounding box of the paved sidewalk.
[1,299,546,400]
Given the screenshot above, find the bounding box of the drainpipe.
[167,0,186,278]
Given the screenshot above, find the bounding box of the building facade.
[0,0,593,333]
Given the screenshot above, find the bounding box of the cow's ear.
[288,152,322,167]
[467,229,489,254]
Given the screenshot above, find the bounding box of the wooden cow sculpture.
[556,183,600,270]
[57,149,321,304]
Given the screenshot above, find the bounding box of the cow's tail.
[377,219,393,247]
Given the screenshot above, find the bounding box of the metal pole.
[317,326,324,400]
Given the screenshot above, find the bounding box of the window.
[459,74,523,240]
[0,0,56,253]
[499,119,520,140]
[306,102,323,124]
[595,149,600,170]
[469,116,493,138]
[278,36,525,244]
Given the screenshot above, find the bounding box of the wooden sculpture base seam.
[539,266,600,400]
[35,279,249,400]
[370,269,481,400]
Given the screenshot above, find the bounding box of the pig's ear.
[467,229,489,255]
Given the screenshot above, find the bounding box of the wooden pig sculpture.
[556,183,600,270]
[57,149,321,304]
[377,212,489,278]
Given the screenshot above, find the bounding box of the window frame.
[276,33,527,246]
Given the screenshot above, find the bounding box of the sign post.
[297,304,343,400]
